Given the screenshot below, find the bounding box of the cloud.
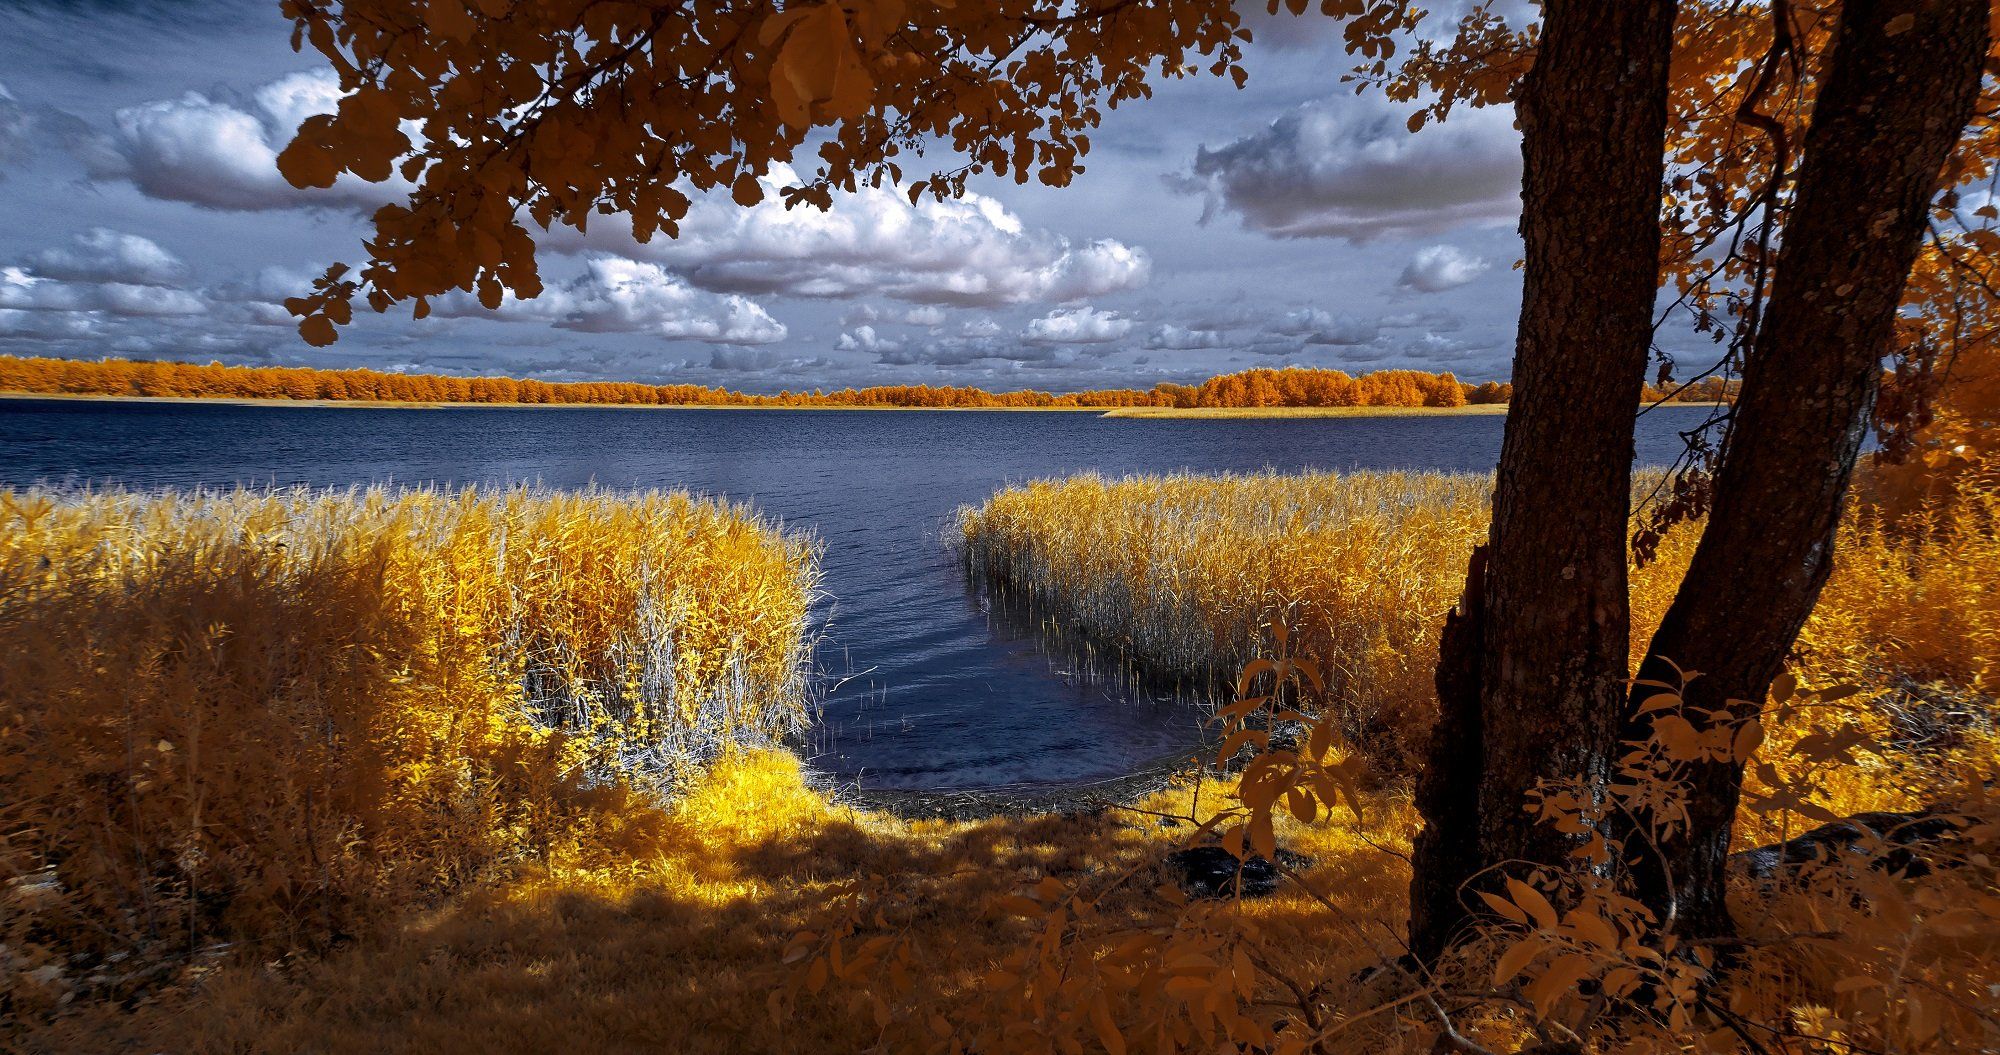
[0,270,205,316]
[1396,244,1489,293]
[434,256,786,344]
[704,347,838,374]
[1177,96,1521,241]
[1145,324,1228,350]
[206,264,317,326]
[1270,308,1379,346]
[871,330,1067,367]
[843,303,950,327]
[0,83,98,178]
[1397,331,1493,363]
[1021,306,1132,345]
[835,324,901,354]
[93,71,405,212]
[0,306,103,339]
[625,164,1151,308]
[0,230,203,317]
[29,227,188,285]
[1380,308,1466,332]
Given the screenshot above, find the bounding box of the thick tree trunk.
[1409,0,1678,963]
[1625,0,1991,942]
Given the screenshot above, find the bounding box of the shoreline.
[0,392,1108,412]
[819,740,1219,822]
[2,391,1728,418]
[1102,402,1726,419]
[1101,404,1510,419]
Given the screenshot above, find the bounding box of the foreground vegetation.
[0,486,817,1019]
[6,470,1997,1052]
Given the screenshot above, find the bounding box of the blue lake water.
[0,399,1720,790]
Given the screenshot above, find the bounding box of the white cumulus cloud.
[29,227,188,286]
[434,256,786,344]
[625,164,1151,308]
[835,324,901,354]
[1021,306,1132,345]
[1397,244,1490,293]
[95,71,407,212]
[1144,324,1228,350]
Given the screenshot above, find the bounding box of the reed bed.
[958,471,1490,767]
[957,468,1994,782]
[0,485,818,983]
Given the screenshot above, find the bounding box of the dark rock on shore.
[1732,806,1969,880]
[1164,844,1314,899]
[1219,720,1305,773]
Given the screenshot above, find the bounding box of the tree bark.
[1409,0,1679,963]
[1624,0,1991,942]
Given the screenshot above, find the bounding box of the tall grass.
[958,471,1491,766]
[0,485,817,982]
[958,468,1994,779]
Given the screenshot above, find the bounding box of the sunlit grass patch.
[33,748,1419,1054]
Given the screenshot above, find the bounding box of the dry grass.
[23,749,1423,1054]
[0,485,817,1014]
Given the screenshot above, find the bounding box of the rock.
[1731,807,1968,880]
[1164,844,1314,900]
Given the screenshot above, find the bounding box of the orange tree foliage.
[0,355,1492,410]
[273,0,1305,339]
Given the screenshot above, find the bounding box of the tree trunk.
[1409,0,1679,963]
[1624,0,1991,943]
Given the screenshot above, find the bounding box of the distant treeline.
[0,356,1733,410]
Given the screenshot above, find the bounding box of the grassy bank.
[0,486,818,1016]
[1100,404,1510,419]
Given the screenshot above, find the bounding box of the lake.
[0,399,1721,790]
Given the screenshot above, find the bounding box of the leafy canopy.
[276,0,1420,344]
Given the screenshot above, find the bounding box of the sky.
[0,0,1568,394]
